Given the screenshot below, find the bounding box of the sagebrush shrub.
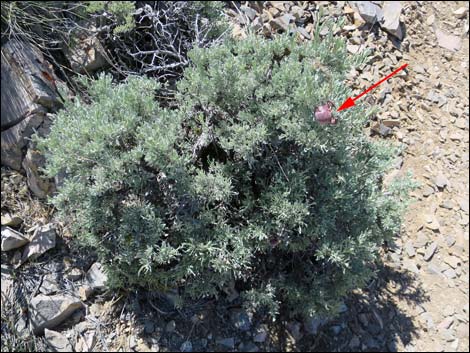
[37,31,413,319]
[85,1,136,34]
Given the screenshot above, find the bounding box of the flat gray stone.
[216,337,235,349]
[379,123,392,137]
[22,147,55,199]
[427,90,447,106]
[423,242,438,261]
[425,217,440,231]
[389,252,401,263]
[85,262,108,290]
[453,7,468,18]
[434,174,448,189]
[420,312,435,329]
[297,27,311,39]
[22,224,56,263]
[1,214,23,227]
[144,320,155,334]
[440,200,454,209]
[403,260,419,274]
[437,317,454,330]
[39,273,61,295]
[446,236,456,247]
[331,325,342,335]
[427,263,443,275]
[44,328,73,352]
[350,1,384,24]
[241,5,257,21]
[381,1,404,39]
[30,294,83,334]
[1,226,29,251]
[443,268,457,279]
[349,335,361,349]
[405,240,416,257]
[65,268,83,281]
[271,15,291,31]
[458,198,469,213]
[414,233,429,248]
[435,28,462,52]
[444,256,461,269]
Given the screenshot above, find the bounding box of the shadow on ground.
[296,263,429,352]
[1,239,428,352]
[113,260,429,352]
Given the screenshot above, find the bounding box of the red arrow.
[337,63,408,112]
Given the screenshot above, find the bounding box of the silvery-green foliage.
[38,32,413,319]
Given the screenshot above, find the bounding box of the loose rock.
[65,29,107,73]
[1,214,23,227]
[453,7,468,19]
[166,320,176,333]
[22,147,55,199]
[271,14,294,32]
[216,337,235,349]
[78,285,93,301]
[438,317,454,330]
[405,240,416,257]
[423,242,438,261]
[381,2,404,40]
[44,328,73,352]
[443,268,457,279]
[403,259,420,274]
[440,200,454,209]
[21,224,56,263]
[350,1,384,24]
[434,174,448,189]
[30,294,83,334]
[86,262,108,290]
[422,186,435,197]
[304,316,326,335]
[425,217,440,231]
[241,5,258,21]
[1,226,29,251]
[66,268,83,281]
[379,123,393,137]
[253,325,268,343]
[435,28,462,52]
[457,198,469,213]
[39,273,61,295]
[231,309,252,332]
[444,256,461,269]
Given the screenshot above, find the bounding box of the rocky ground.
[1,1,469,352]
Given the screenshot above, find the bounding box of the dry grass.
[1,167,54,351]
[1,166,55,231]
